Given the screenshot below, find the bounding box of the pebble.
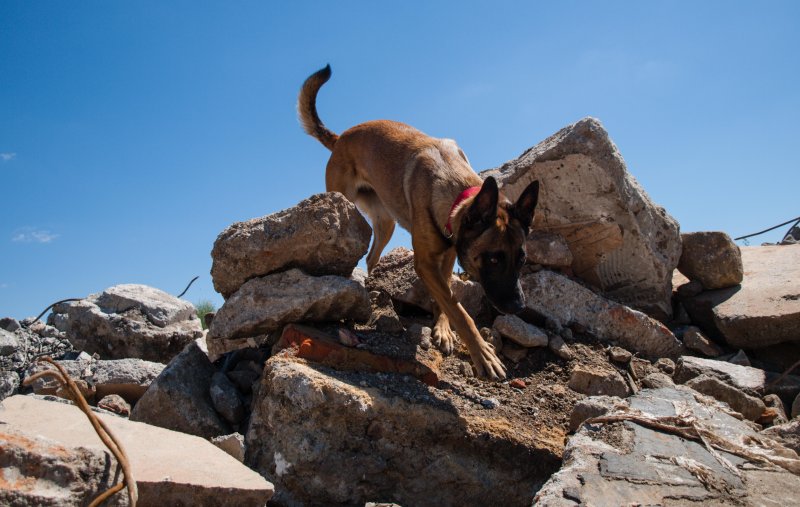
[481,398,500,409]
[509,379,526,390]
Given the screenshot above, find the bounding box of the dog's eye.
[489,256,499,264]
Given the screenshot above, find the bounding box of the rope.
[31,298,82,324]
[734,216,800,242]
[176,276,199,298]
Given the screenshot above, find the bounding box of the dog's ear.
[511,180,539,231]
[465,177,499,227]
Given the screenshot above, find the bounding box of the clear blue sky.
[2,2,798,319]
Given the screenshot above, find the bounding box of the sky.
[1,2,798,320]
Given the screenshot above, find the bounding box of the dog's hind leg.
[432,248,458,354]
[358,190,396,274]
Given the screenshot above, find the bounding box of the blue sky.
[2,2,798,319]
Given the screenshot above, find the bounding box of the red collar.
[445,186,481,237]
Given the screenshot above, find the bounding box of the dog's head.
[455,177,539,315]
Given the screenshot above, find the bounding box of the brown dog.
[298,65,539,379]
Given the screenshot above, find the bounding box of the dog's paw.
[471,344,507,381]
[432,319,457,355]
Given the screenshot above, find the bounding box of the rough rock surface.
[674,356,800,401]
[130,338,231,438]
[569,395,622,432]
[207,268,371,359]
[482,117,681,319]
[678,231,743,289]
[525,230,573,268]
[535,387,800,505]
[681,325,724,357]
[684,374,766,421]
[568,364,631,398]
[521,269,685,358]
[492,314,548,348]
[681,244,800,349]
[211,433,246,463]
[1,395,273,506]
[762,419,800,454]
[246,356,563,507]
[48,284,203,362]
[210,192,372,298]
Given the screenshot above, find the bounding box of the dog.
[297,65,539,380]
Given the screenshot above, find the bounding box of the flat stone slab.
[0,395,273,505]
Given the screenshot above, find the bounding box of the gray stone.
[682,325,724,357]
[367,291,404,334]
[678,231,743,290]
[92,358,165,403]
[761,419,800,454]
[207,269,371,360]
[211,192,371,298]
[405,324,432,350]
[641,372,675,389]
[548,333,574,360]
[681,244,800,349]
[569,395,622,432]
[48,284,203,362]
[211,432,246,463]
[685,374,767,421]
[525,230,573,268]
[607,346,632,364]
[535,386,800,506]
[674,356,768,395]
[568,364,631,398]
[492,314,548,348]
[729,349,752,366]
[1,395,273,505]
[0,327,20,355]
[210,371,246,425]
[0,316,21,332]
[130,338,231,438]
[482,117,681,319]
[0,370,20,401]
[654,357,676,375]
[522,269,685,359]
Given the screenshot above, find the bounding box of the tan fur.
[298,66,513,379]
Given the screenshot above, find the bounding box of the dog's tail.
[297,64,339,151]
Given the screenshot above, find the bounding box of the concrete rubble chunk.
[130,338,231,438]
[641,372,675,389]
[482,117,681,319]
[211,433,246,463]
[762,419,800,455]
[97,394,131,417]
[492,314,548,348]
[569,395,623,432]
[246,355,563,507]
[210,192,372,298]
[521,269,685,359]
[678,231,744,290]
[681,325,724,357]
[48,284,203,362]
[685,374,767,421]
[681,244,800,349]
[568,364,631,398]
[674,356,800,401]
[535,386,800,506]
[0,327,20,355]
[0,395,273,506]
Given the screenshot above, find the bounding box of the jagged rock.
[641,372,675,389]
[1,395,273,505]
[210,192,371,298]
[0,316,21,332]
[130,338,231,438]
[729,349,752,366]
[92,358,165,403]
[548,333,574,360]
[367,291,404,334]
[763,394,789,426]
[482,117,681,319]
[245,356,563,507]
[762,419,800,454]
[211,433,246,463]
[654,357,676,375]
[97,394,131,417]
[678,231,743,290]
[535,386,800,505]
[492,315,548,348]
[525,230,573,268]
[0,370,20,401]
[568,364,631,397]
[521,269,685,358]
[209,372,246,425]
[681,244,800,349]
[0,327,19,355]
[681,325,724,357]
[607,346,632,364]
[569,395,622,432]
[685,374,767,421]
[48,284,203,362]
[207,269,370,360]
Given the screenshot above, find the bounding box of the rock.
[535,386,800,505]
[568,364,631,397]
[48,284,203,362]
[367,291,404,334]
[405,324,432,350]
[482,117,681,319]
[24,358,93,396]
[569,395,622,432]
[681,325,724,357]
[130,338,231,438]
[525,230,573,268]
[685,374,767,421]
[509,378,526,389]
[763,394,789,426]
[92,358,165,403]
[0,316,21,332]
[0,327,20,355]
[210,372,246,425]
[548,333,574,360]
[207,269,371,360]
[681,244,800,349]
[245,356,563,507]
[479,327,503,353]
[607,346,632,364]
[641,372,675,389]
[522,269,685,358]
[0,370,20,401]
[480,397,500,409]
[676,279,704,298]
[501,342,528,363]
[729,349,752,366]
[492,315,548,348]
[654,357,676,375]
[678,231,743,290]
[210,192,372,298]
[762,419,800,454]
[211,433,245,463]
[226,369,260,394]
[97,394,131,417]
[1,395,273,505]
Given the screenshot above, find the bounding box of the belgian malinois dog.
[298,65,539,380]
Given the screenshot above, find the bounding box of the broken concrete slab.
[685,374,767,421]
[534,386,800,506]
[482,117,681,319]
[568,364,631,398]
[674,355,800,401]
[681,244,800,349]
[210,192,372,298]
[521,269,685,359]
[0,395,273,506]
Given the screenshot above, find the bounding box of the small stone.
[509,379,526,390]
[654,358,675,375]
[728,349,751,367]
[678,231,743,290]
[568,364,631,397]
[682,326,724,357]
[405,324,432,350]
[608,347,632,364]
[97,394,131,417]
[211,432,246,463]
[501,342,528,363]
[493,315,548,348]
[0,328,20,355]
[0,317,21,332]
[0,371,20,401]
[641,372,675,389]
[338,328,361,347]
[481,397,500,409]
[480,327,503,353]
[548,333,574,360]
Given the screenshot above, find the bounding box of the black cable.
[734,216,800,241]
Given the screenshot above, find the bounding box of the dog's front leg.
[413,248,507,380]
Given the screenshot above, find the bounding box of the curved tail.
[297,64,339,151]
